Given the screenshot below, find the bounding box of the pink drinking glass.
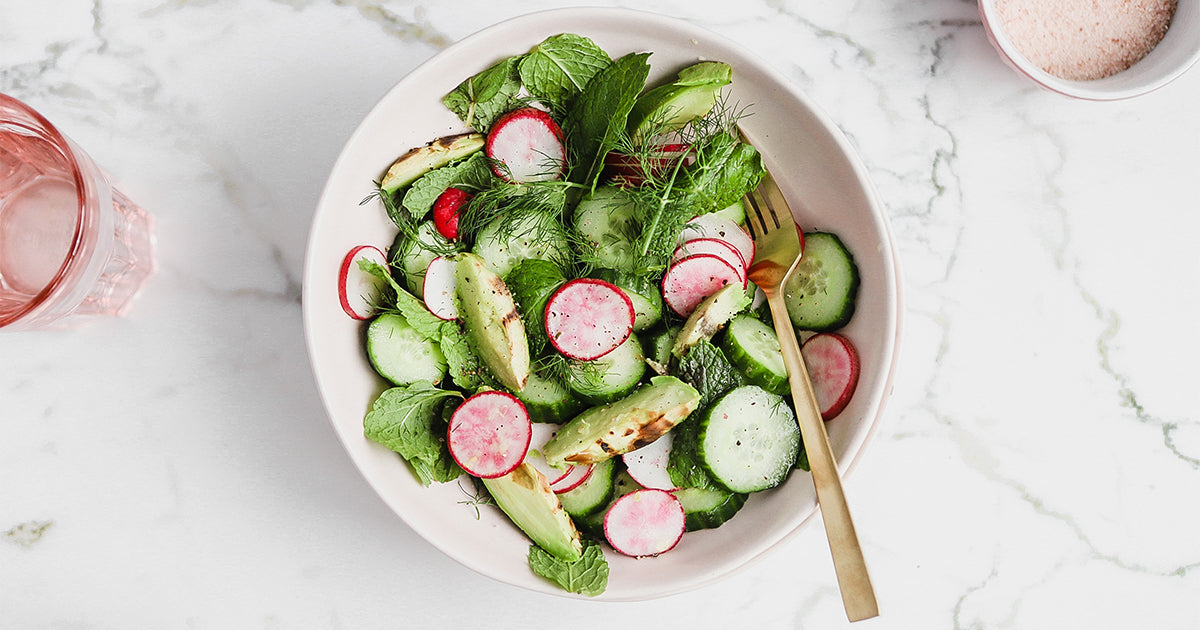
[0,93,155,331]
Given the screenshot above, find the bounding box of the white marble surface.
[3,1,1198,628]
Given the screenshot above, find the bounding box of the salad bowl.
[302,7,902,601]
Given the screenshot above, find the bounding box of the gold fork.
[742,162,879,622]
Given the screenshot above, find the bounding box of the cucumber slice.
[473,209,570,278]
[564,334,646,405]
[720,315,788,395]
[784,231,859,331]
[590,269,664,332]
[673,486,748,531]
[698,385,799,494]
[390,221,455,297]
[573,186,638,270]
[518,371,585,424]
[557,457,616,518]
[366,313,448,386]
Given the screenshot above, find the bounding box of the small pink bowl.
[979,0,1200,100]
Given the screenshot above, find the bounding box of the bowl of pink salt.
[980,0,1200,100]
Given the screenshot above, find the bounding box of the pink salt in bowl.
[980,0,1200,100]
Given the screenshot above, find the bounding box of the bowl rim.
[302,6,904,600]
[978,0,1200,100]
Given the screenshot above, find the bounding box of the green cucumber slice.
[673,486,748,531]
[720,315,788,395]
[518,371,585,424]
[557,457,616,518]
[573,186,638,270]
[366,313,448,386]
[698,385,799,493]
[564,334,646,405]
[473,209,571,278]
[784,231,859,331]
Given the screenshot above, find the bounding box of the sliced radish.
[622,432,677,491]
[603,489,686,557]
[432,187,470,240]
[447,391,532,479]
[671,237,747,284]
[801,332,861,420]
[485,107,566,183]
[604,143,689,187]
[661,253,743,318]
[544,278,635,361]
[337,244,389,320]
[550,463,594,494]
[422,256,458,320]
[678,213,755,268]
[525,422,572,486]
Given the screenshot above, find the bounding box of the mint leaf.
[674,339,746,409]
[401,152,495,220]
[439,320,495,390]
[675,131,764,216]
[630,132,764,268]
[443,56,523,132]
[519,33,611,112]
[363,382,464,486]
[563,51,651,194]
[528,540,609,597]
[667,410,717,491]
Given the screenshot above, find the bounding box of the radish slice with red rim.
[338,244,389,320]
[544,278,635,361]
[422,256,458,320]
[671,237,747,284]
[550,462,594,494]
[661,253,743,317]
[603,489,686,557]
[447,391,532,479]
[485,107,566,183]
[678,213,755,268]
[801,332,861,420]
[622,432,677,491]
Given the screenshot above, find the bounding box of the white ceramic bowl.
[303,7,902,600]
[979,0,1200,100]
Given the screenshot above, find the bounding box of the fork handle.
[765,292,879,622]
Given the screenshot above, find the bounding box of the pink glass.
[0,93,154,331]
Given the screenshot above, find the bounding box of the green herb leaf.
[626,130,764,271]
[358,258,446,340]
[563,51,651,195]
[528,540,609,597]
[674,131,764,216]
[401,152,496,220]
[363,382,464,486]
[674,338,746,409]
[443,56,523,132]
[667,339,746,490]
[439,320,496,390]
[518,33,611,112]
[667,410,717,491]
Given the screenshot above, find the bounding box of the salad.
[338,32,862,596]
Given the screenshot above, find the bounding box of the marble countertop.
[3,1,1198,628]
